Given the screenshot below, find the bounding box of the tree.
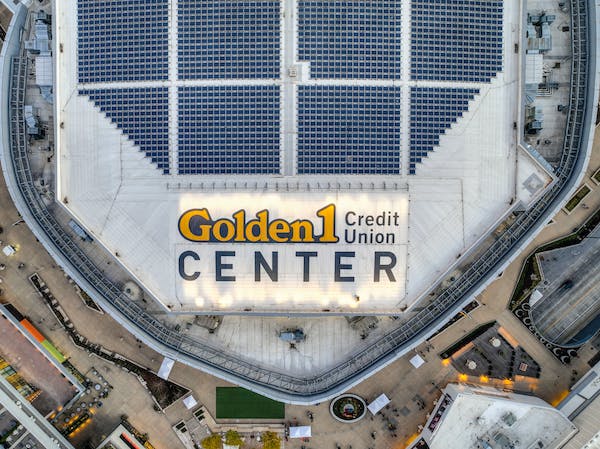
[261,431,281,449]
[201,434,223,449]
[224,430,243,446]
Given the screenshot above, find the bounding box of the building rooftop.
[413,383,577,449]
[0,375,75,449]
[54,0,549,314]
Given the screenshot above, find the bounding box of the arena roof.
[0,0,592,403]
[55,0,551,313]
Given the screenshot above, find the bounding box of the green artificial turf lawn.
[216,387,285,419]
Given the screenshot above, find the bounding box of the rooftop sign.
[175,192,408,311]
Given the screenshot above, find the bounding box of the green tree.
[261,431,281,449]
[201,433,223,449]
[224,429,243,446]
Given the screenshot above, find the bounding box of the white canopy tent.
[182,395,198,410]
[289,426,312,439]
[2,246,16,257]
[410,354,426,368]
[367,394,391,415]
[157,357,175,380]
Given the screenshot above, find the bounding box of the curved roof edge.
[0,0,598,405]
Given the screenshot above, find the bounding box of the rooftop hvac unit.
[501,411,517,426]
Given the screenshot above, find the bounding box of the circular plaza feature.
[330,394,367,423]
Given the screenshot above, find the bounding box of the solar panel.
[178,0,281,79]
[178,86,281,175]
[411,0,503,82]
[80,88,170,173]
[298,1,402,79]
[75,0,499,178]
[297,86,401,174]
[77,0,169,83]
[409,87,479,174]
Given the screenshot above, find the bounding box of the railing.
[5,0,595,401]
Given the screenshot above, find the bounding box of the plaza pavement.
[0,126,597,449]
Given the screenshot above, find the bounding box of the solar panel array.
[411,0,503,82]
[178,86,281,175]
[409,87,478,174]
[298,1,402,79]
[178,0,281,79]
[298,86,401,174]
[77,0,169,83]
[75,0,504,176]
[80,88,170,173]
